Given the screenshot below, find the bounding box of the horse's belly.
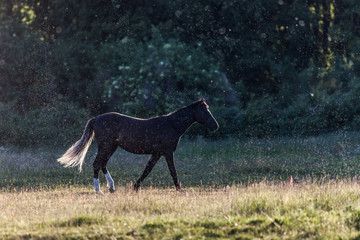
[116,135,162,154]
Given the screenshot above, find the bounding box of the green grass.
[2,183,360,239]
[2,132,360,239]
[2,131,360,189]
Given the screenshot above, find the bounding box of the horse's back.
[93,112,172,138]
[92,113,133,143]
[92,112,178,154]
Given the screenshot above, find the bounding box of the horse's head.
[194,98,219,132]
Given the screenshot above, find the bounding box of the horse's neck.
[168,107,196,135]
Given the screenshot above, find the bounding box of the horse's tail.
[57,118,95,172]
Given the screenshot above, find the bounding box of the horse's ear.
[198,97,209,108]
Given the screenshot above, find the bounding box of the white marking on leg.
[105,172,115,192]
[93,178,103,195]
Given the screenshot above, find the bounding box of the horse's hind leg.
[93,144,117,194]
[101,151,117,193]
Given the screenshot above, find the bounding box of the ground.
[1,132,360,239]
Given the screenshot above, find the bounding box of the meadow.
[2,132,360,239]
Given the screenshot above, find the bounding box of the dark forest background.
[1,0,360,146]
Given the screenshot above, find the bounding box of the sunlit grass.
[1,182,360,239]
[2,132,360,238]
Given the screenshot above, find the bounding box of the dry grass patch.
[1,181,360,239]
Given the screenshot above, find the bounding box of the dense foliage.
[1,0,360,145]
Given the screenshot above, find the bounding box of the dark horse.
[57,98,219,194]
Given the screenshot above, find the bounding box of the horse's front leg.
[134,153,161,191]
[164,153,183,192]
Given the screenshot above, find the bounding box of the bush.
[0,19,56,111]
[0,101,90,146]
[97,28,234,116]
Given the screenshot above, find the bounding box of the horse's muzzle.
[210,122,219,132]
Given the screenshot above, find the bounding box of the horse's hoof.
[94,189,104,195]
[177,188,187,195]
[133,184,140,192]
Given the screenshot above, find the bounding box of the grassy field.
[2,132,360,239]
[2,182,360,239]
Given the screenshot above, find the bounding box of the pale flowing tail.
[57,118,95,171]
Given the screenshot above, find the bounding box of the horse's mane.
[166,98,207,117]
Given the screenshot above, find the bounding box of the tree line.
[1,0,360,145]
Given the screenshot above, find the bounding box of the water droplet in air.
[175,10,182,18]
[56,26,62,34]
